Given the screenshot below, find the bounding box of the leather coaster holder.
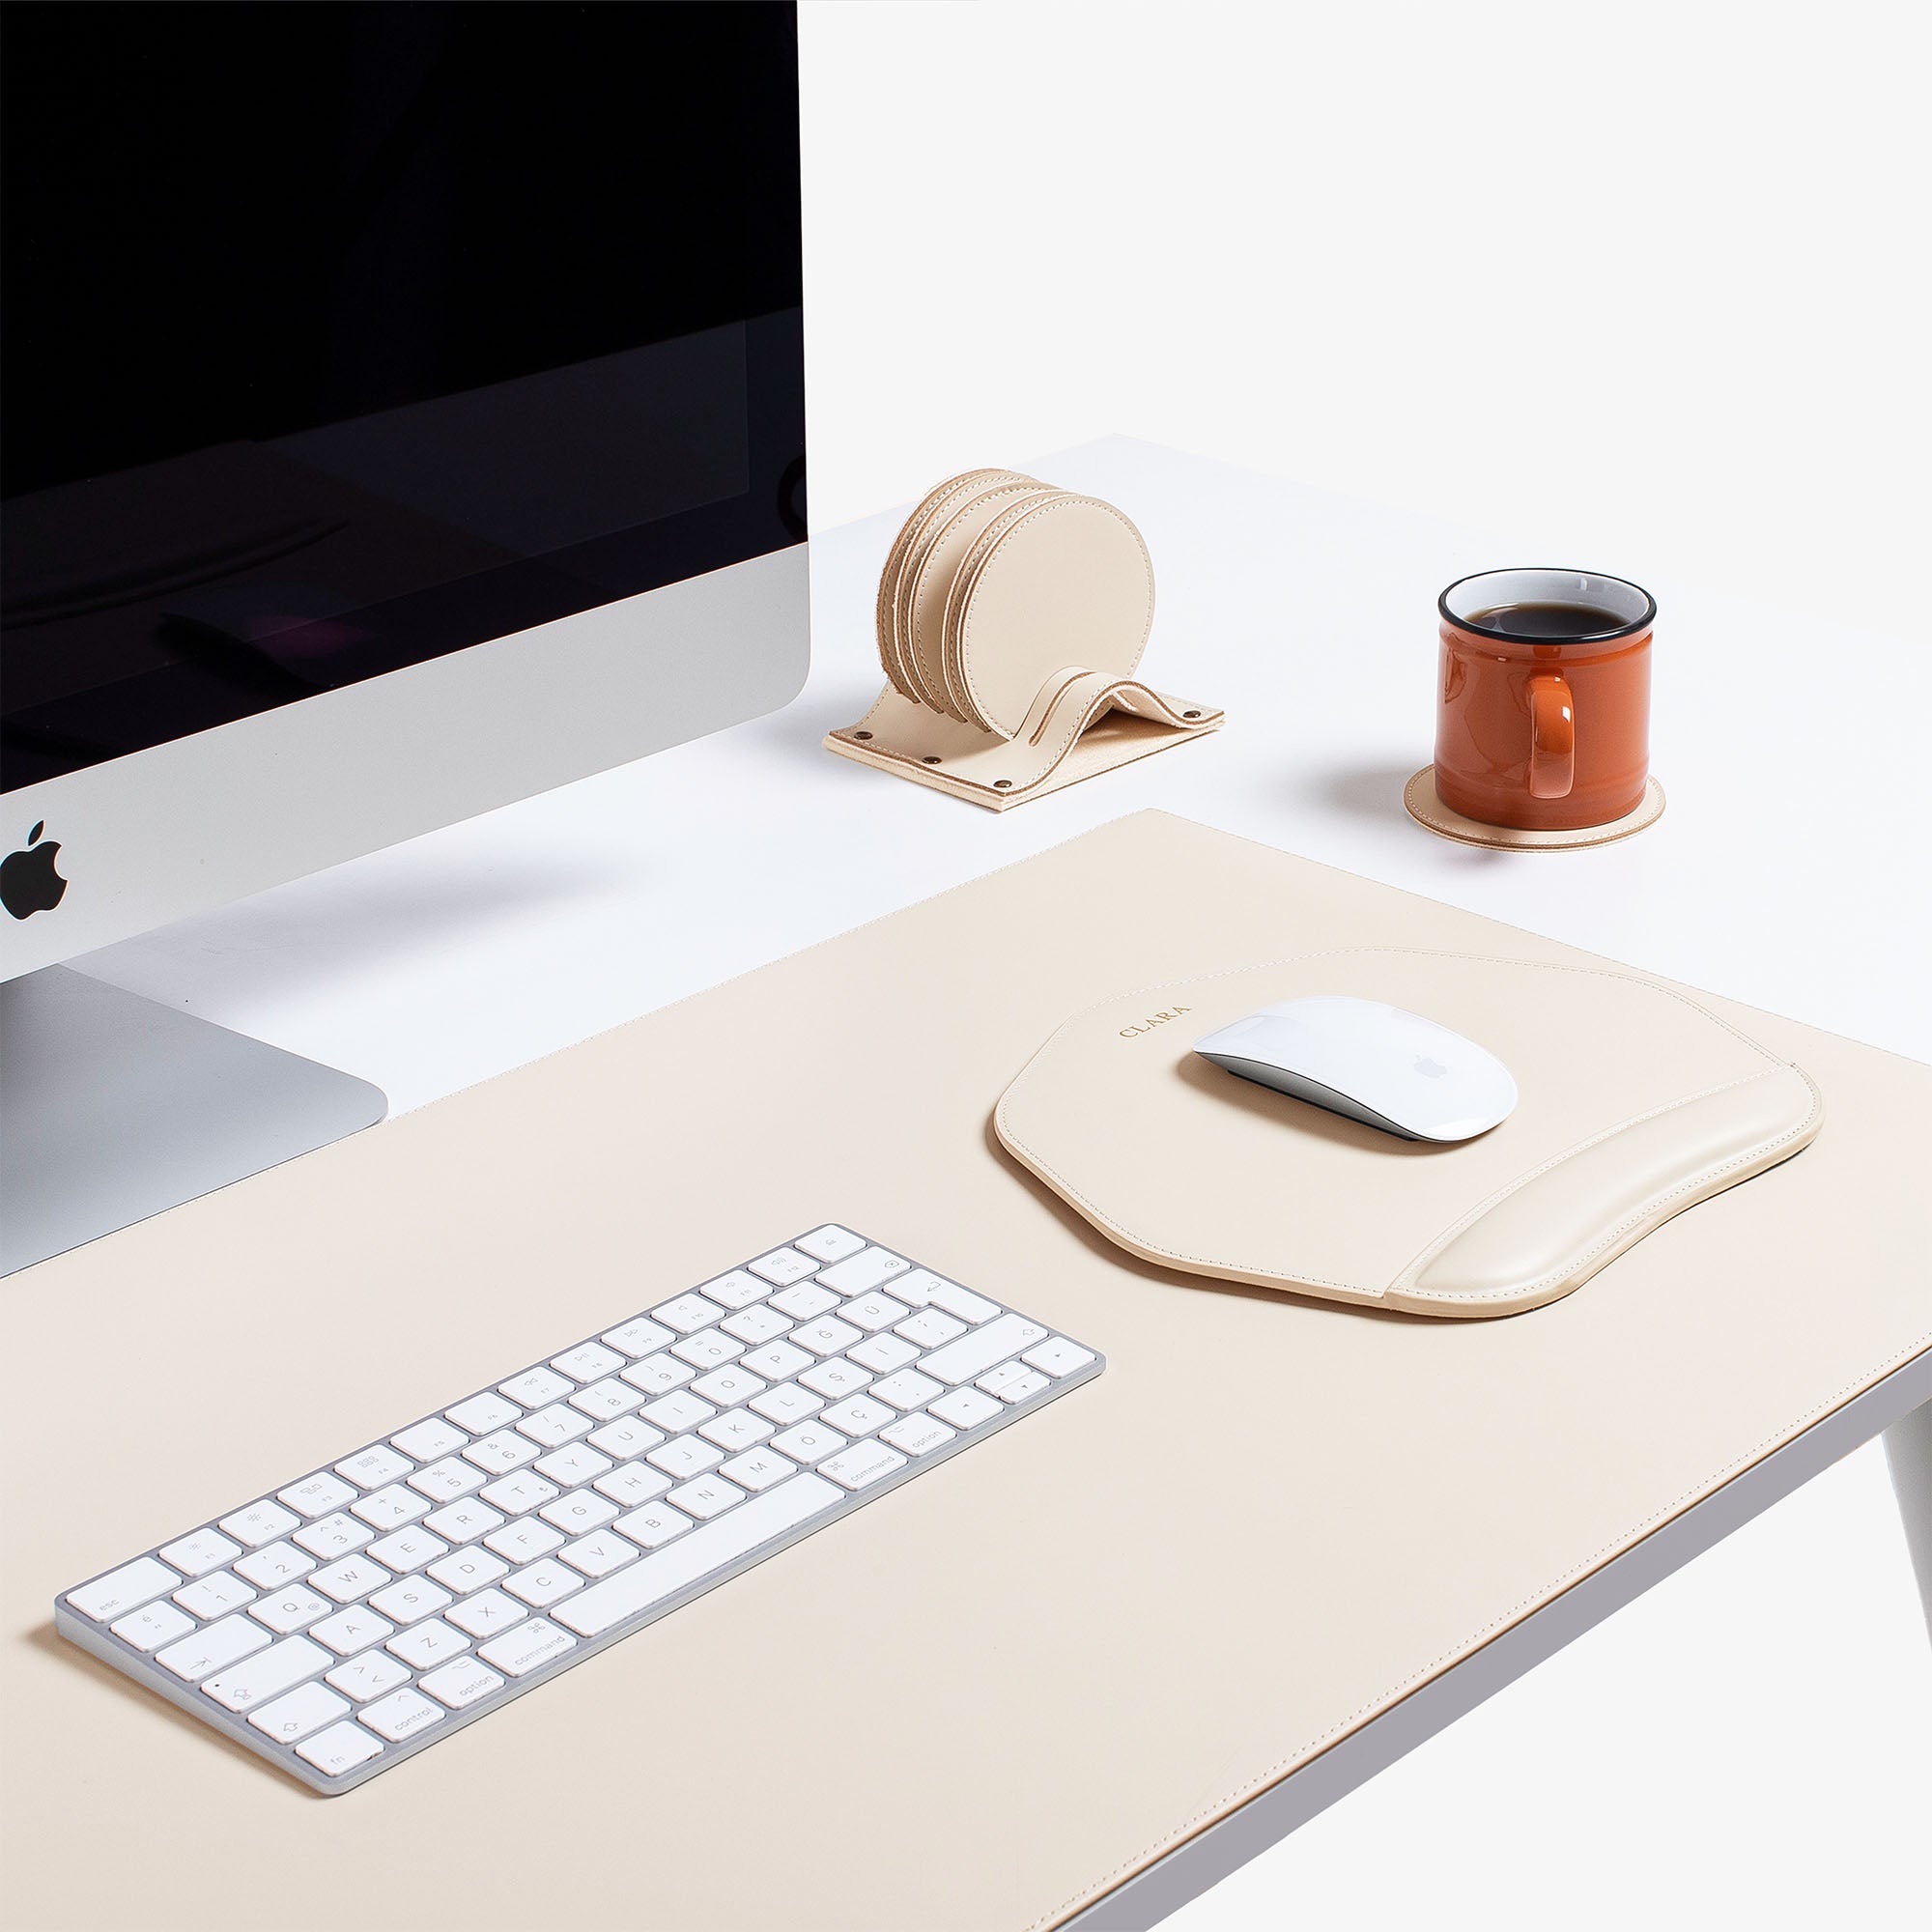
[996,951,1822,1318]
[828,470,1222,809]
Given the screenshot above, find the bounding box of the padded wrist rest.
[995,952,1823,1318]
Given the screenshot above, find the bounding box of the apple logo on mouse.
[1412,1056,1448,1079]
[1,821,68,920]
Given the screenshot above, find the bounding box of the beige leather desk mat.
[6,810,1931,1932]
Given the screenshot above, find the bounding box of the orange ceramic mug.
[1435,568,1655,831]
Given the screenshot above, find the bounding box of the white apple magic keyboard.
[56,1226,1102,1793]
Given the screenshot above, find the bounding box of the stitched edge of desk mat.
[994,950,1824,1318]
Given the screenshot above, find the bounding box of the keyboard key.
[668,1475,744,1520]
[498,1368,572,1407]
[422,1498,503,1546]
[923,1280,1001,1324]
[250,1586,332,1634]
[384,1618,469,1671]
[293,1513,374,1559]
[741,1341,813,1381]
[798,1358,871,1400]
[476,1616,577,1678]
[484,1520,564,1565]
[614,1502,694,1548]
[278,1473,357,1519]
[157,1613,272,1681]
[699,1408,773,1452]
[749,1381,819,1426]
[157,1529,242,1578]
[232,1542,315,1589]
[620,1352,695,1398]
[670,1328,743,1371]
[555,1476,839,1636]
[793,1317,863,1357]
[814,1247,911,1295]
[551,1343,623,1382]
[110,1602,195,1652]
[983,1368,1051,1405]
[418,1658,505,1710]
[888,1268,948,1307]
[533,1443,611,1488]
[351,1483,431,1530]
[249,1682,350,1744]
[502,1560,582,1609]
[202,1634,331,1711]
[601,1316,674,1357]
[651,1293,726,1334]
[594,1461,672,1510]
[586,1416,664,1461]
[359,1688,444,1742]
[444,1588,527,1638]
[558,1529,639,1577]
[325,1649,411,1702]
[691,1363,768,1406]
[768,1282,838,1321]
[1023,1338,1098,1378]
[818,1441,909,1492]
[720,1305,791,1347]
[879,1414,958,1457]
[568,1378,639,1421]
[217,1501,301,1548]
[463,1429,541,1475]
[409,1456,488,1503]
[446,1393,520,1435]
[869,1370,945,1412]
[927,1386,1003,1431]
[539,1492,618,1536]
[335,1445,412,1491]
[391,1418,468,1463]
[769,1421,847,1464]
[917,1315,1047,1386]
[310,1606,396,1657]
[515,1404,593,1448]
[720,1447,797,1492]
[297,1721,384,1777]
[976,1360,1042,1399]
[846,1333,920,1375]
[838,1292,912,1332]
[478,1471,559,1517]
[368,1577,453,1626]
[747,1247,816,1287]
[895,1309,967,1350]
[646,1435,723,1479]
[364,1527,447,1576]
[426,1548,510,1596]
[697,1270,769,1310]
[641,1390,716,1435]
[175,1572,256,1619]
[66,1556,182,1623]
[793,1224,867,1264]
[819,1396,894,1437]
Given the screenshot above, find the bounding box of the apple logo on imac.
[1,822,68,920]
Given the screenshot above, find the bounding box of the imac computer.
[0,4,809,1272]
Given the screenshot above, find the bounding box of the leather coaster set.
[826,469,1222,809]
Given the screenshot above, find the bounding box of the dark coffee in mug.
[1462,601,1631,641]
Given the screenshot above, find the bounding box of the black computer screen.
[2,1,806,792]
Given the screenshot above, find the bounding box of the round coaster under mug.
[1405,766,1666,850]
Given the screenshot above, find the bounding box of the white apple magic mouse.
[1192,995,1517,1142]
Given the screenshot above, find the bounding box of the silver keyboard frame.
[55,1233,1104,1794]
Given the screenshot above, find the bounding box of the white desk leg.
[1884,1400,1932,1641]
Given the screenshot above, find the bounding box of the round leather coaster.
[1404,768,1665,850]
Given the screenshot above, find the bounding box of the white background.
[69,5,1929,1926]
[792,6,1930,1929]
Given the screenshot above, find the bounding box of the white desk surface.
[72,438,1932,1918]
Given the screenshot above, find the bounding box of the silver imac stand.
[1,965,386,1276]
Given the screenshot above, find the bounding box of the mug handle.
[1527,672,1575,800]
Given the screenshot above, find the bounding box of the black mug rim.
[1439,567,1658,645]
